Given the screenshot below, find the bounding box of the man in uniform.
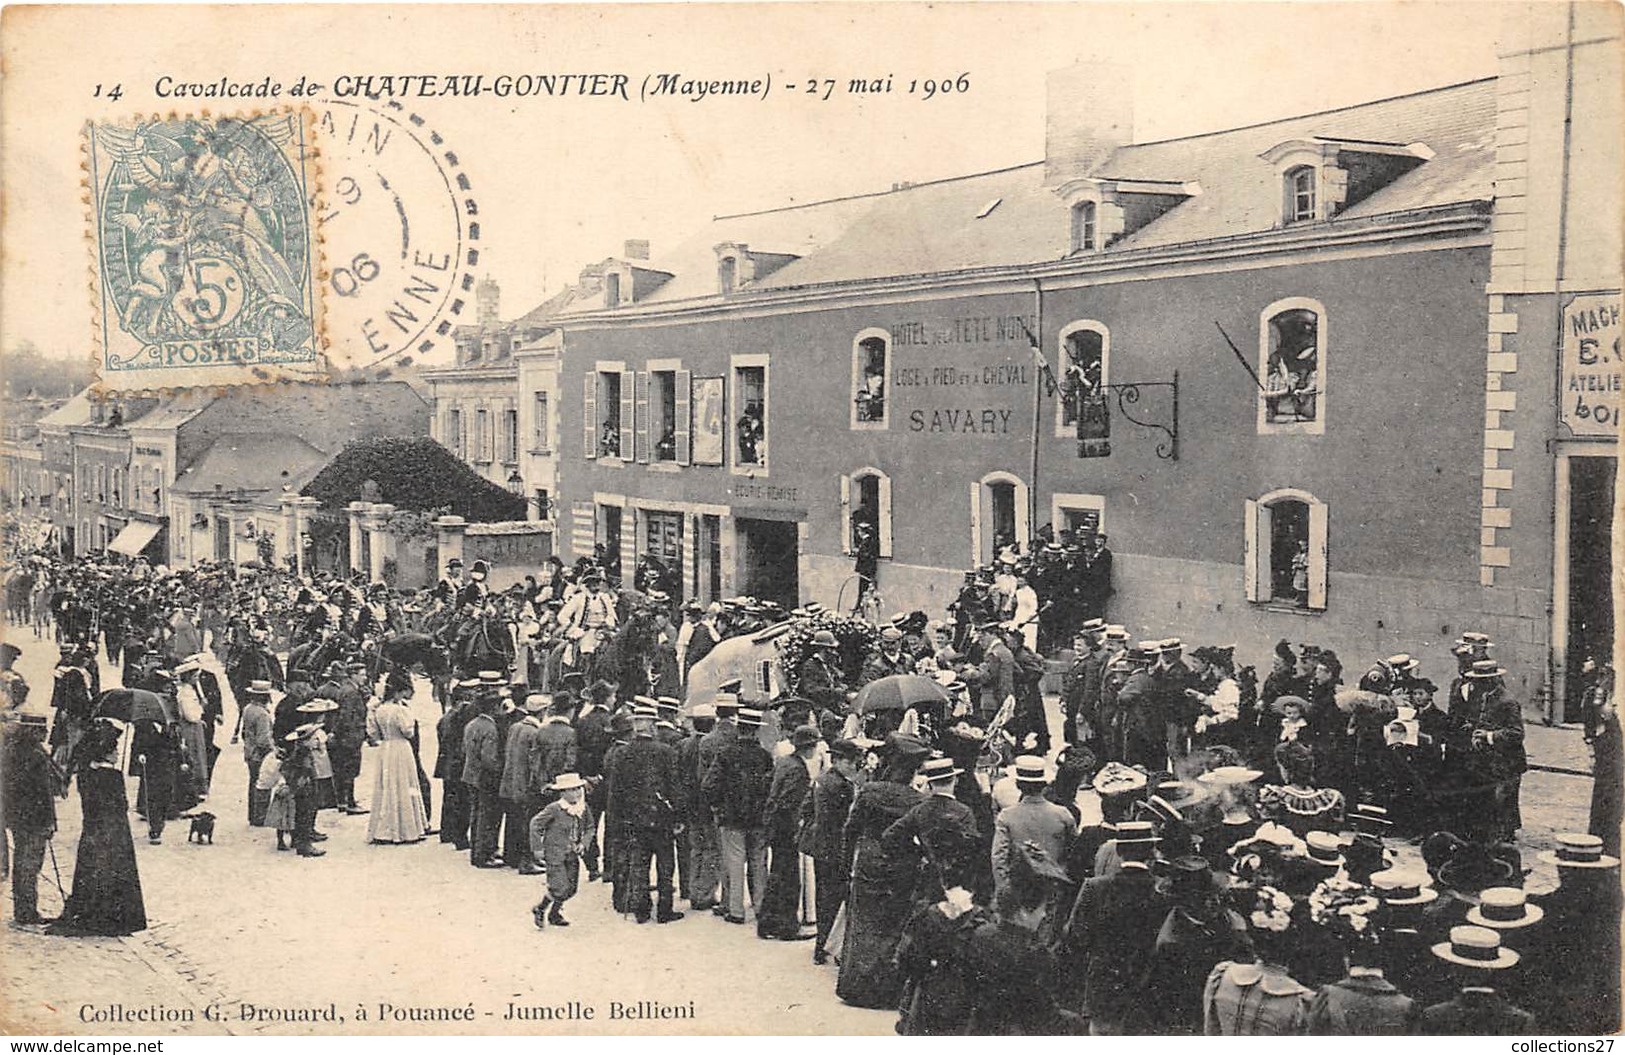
[558,568,617,679]
[607,703,685,924]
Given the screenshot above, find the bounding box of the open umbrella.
[852,674,950,716]
[93,687,175,726]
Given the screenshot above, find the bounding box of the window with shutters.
[840,468,893,560]
[1056,321,1109,436]
[445,408,464,459]
[532,392,550,453]
[501,407,519,463]
[730,355,768,474]
[1258,297,1326,436]
[474,408,492,462]
[592,370,624,459]
[1244,488,1328,611]
[652,369,677,461]
[851,329,890,429]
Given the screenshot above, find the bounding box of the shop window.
[1258,298,1326,435]
[731,357,768,471]
[851,330,890,429]
[501,408,519,463]
[1056,322,1109,436]
[1071,201,1098,252]
[644,509,685,575]
[1245,488,1328,610]
[840,468,893,559]
[1285,166,1317,223]
[532,392,550,452]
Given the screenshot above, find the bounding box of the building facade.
[552,27,1620,720]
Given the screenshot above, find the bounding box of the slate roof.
[171,433,328,495]
[554,77,1496,316]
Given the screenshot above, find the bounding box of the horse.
[376,631,453,711]
[453,611,515,680]
[591,607,661,699]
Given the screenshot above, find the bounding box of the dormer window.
[1286,166,1317,223]
[1262,138,1431,226]
[1071,201,1098,252]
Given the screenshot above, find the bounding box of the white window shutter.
[583,375,597,460]
[840,475,852,555]
[675,369,692,466]
[1243,499,1259,602]
[878,473,893,558]
[634,370,651,464]
[619,371,635,461]
[1308,499,1329,610]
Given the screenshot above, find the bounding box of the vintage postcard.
[0,0,1620,1044]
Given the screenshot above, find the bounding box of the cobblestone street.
[2,635,892,1036]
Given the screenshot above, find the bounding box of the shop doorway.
[737,517,799,609]
[1563,453,1615,720]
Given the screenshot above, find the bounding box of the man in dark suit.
[606,703,684,924]
[881,755,981,898]
[500,695,547,874]
[434,680,479,850]
[1062,821,1161,1034]
[2,713,57,925]
[1456,660,1527,840]
[678,704,718,910]
[965,618,1015,722]
[696,690,741,910]
[800,737,860,964]
[758,725,819,940]
[1417,926,1534,1034]
[703,705,772,925]
[572,677,614,879]
[461,692,505,867]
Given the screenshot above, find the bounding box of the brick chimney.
[1044,60,1134,187]
[623,239,651,261]
[476,278,501,327]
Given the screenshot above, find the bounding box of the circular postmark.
[311,98,478,373]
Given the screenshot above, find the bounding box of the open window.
[1258,297,1326,436]
[444,406,463,457]
[731,355,768,472]
[584,366,629,460]
[851,329,890,429]
[1244,488,1328,610]
[1071,201,1098,252]
[1285,165,1317,223]
[1055,321,1109,436]
[970,471,1030,566]
[645,362,692,464]
[840,468,893,559]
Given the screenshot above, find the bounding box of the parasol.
[851,674,949,715]
[93,687,175,725]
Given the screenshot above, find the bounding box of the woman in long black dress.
[48,718,147,937]
[835,733,929,1008]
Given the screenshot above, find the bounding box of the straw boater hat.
[296,697,338,714]
[1464,658,1509,680]
[1197,765,1264,786]
[631,701,659,720]
[244,680,275,697]
[1466,886,1545,929]
[1369,868,1440,907]
[1304,831,1345,869]
[1013,755,1049,786]
[550,772,586,792]
[1538,832,1621,870]
[523,693,550,713]
[737,707,764,727]
[1432,925,1519,970]
[920,756,963,783]
[175,653,207,675]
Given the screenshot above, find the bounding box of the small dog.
[187,812,217,844]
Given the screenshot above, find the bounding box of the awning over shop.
[108,520,162,557]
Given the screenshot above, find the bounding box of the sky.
[1,2,1510,363]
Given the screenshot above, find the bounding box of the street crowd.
[0,537,1620,1036]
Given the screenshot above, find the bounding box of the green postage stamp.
[86,111,326,391]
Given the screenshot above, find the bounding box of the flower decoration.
[1307,874,1380,942]
[1249,885,1294,933]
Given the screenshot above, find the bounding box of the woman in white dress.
[366,677,429,844]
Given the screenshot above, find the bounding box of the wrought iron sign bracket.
[1099,373,1179,460]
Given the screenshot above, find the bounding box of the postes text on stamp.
[87,111,325,391]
